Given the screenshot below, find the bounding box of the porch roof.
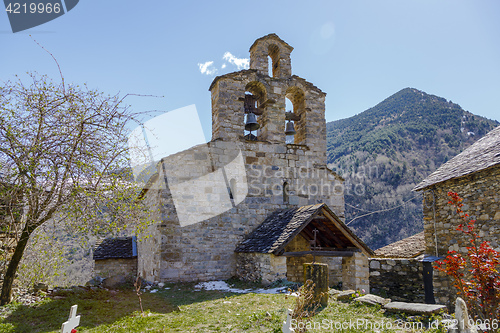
[235,203,373,256]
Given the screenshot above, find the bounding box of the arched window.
[283,181,289,203]
[285,97,295,144]
[229,178,237,200]
[285,87,305,144]
[268,55,273,77]
[243,82,267,141]
[268,44,280,78]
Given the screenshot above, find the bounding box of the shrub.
[434,192,500,324]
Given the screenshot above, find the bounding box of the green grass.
[0,282,447,333]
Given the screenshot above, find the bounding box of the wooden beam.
[300,225,315,241]
[282,251,355,257]
[311,247,361,252]
[306,222,334,247]
[320,207,374,256]
[259,99,276,108]
[308,220,346,247]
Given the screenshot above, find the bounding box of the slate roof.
[93,236,137,260]
[374,232,425,258]
[414,125,500,191]
[235,203,373,255]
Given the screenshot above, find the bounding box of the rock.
[336,290,355,302]
[86,276,104,287]
[34,283,48,293]
[328,288,341,296]
[383,301,447,315]
[354,294,391,306]
[102,275,129,289]
[449,297,478,333]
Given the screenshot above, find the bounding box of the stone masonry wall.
[342,252,369,292]
[235,253,286,285]
[137,138,345,283]
[94,258,137,279]
[422,165,500,306]
[137,174,163,282]
[369,258,424,302]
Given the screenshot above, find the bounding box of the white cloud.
[222,52,249,70]
[221,63,226,69]
[198,61,217,75]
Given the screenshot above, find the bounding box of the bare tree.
[0,73,151,305]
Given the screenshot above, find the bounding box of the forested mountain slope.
[326,88,499,249]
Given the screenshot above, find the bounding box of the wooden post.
[303,262,328,307]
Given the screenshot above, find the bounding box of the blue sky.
[1,0,500,141]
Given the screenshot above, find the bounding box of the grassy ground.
[0,281,447,333]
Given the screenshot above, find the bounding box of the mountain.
[326,87,499,250]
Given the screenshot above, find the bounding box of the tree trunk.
[0,227,32,305]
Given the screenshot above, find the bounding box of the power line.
[345,193,421,226]
[344,203,371,212]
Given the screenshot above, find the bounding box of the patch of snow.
[194,281,251,293]
[193,280,296,295]
[150,289,158,293]
[158,283,165,288]
[253,287,288,294]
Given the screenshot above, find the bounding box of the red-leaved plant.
[434,192,500,324]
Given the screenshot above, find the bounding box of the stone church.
[136,34,372,290]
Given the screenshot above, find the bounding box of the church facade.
[137,34,370,289]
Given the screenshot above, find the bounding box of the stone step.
[383,301,447,315]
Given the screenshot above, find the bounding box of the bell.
[285,120,296,136]
[245,112,260,131]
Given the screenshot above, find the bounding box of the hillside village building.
[413,124,500,305]
[134,34,372,290]
[368,125,500,306]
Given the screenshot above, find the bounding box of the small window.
[244,92,260,140]
[268,44,280,78]
[229,178,237,200]
[268,56,273,77]
[283,181,289,203]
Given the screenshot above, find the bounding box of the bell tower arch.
[249,33,293,78]
[209,33,327,163]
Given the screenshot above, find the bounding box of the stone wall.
[94,258,137,279]
[421,165,500,306]
[369,258,425,302]
[422,166,500,257]
[137,137,345,283]
[342,252,369,292]
[235,253,286,285]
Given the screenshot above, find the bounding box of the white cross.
[282,308,295,333]
[61,305,80,333]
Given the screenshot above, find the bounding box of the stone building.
[413,125,500,305]
[93,236,138,279]
[137,34,371,289]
